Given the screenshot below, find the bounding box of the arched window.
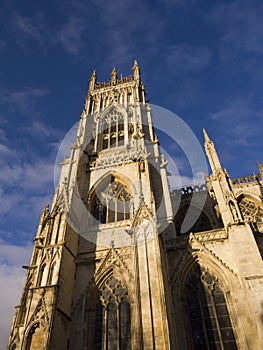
[239,196,263,227]
[47,263,56,285]
[25,322,45,350]
[91,176,131,224]
[94,277,131,350]
[101,110,125,150]
[37,264,47,287]
[185,265,237,349]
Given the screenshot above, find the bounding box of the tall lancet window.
[91,176,131,224]
[186,265,237,350]
[101,110,125,150]
[94,276,131,350]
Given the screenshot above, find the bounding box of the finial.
[111,67,117,84]
[89,69,97,90]
[203,129,210,143]
[133,59,140,80]
[258,161,263,175]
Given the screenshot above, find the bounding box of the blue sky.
[1,0,263,347]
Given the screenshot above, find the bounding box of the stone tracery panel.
[239,197,263,227]
[94,276,131,350]
[185,265,237,349]
[91,176,132,224]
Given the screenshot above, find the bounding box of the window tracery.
[101,110,125,150]
[186,265,237,349]
[94,276,131,350]
[91,176,131,224]
[25,322,45,350]
[239,197,263,225]
[37,264,47,287]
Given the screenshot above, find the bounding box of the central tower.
[66,61,174,349]
[8,61,174,350]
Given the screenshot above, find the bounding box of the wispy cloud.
[210,96,263,145]
[14,14,43,43]
[26,120,62,140]
[1,87,49,115]
[208,1,263,70]
[56,16,86,55]
[166,44,212,72]
[0,119,61,242]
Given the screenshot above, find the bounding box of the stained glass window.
[186,266,237,349]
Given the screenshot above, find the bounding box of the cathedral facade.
[7,62,263,350]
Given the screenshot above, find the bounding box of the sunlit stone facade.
[7,62,263,350]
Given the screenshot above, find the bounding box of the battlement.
[94,75,134,89]
[232,173,262,186]
[170,183,207,197]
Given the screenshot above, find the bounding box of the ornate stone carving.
[90,146,149,170]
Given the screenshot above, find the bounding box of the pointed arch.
[237,193,263,228]
[99,106,126,151]
[172,248,243,349]
[184,263,237,349]
[93,275,131,350]
[89,172,134,224]
[47,262,56,285]
[37,263,48,287]
[25,321,47,350]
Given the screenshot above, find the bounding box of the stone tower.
[7,62,263,350]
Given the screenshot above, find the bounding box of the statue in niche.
[133,123,144,138]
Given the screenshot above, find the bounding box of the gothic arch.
[95,260,134,305]
[174,253,234,297]
[89,171,135,199]
[24,320,47,350]
[172,250,247,349]
[236,190,261,204]
[237,193,263,229]
[93,275,132,350]
[99,103,127,121]
[83,268,133,350]
[37,263,48,287]
[88,172,135,224]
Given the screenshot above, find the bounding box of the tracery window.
[47,263,56,285]
[101,110,125,150]
[25,323,45,350]
[37,264,47,287]
[186,265,237,350]
[94,277,131,350]
[239,197,263,226]
[91,176,131,224]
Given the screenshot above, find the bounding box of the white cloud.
[14,14,42,43]
[0,243,32,349]
[210,97,263,146]
[1,87,49,115]
[166,44,212,72]
[56,16,86,55]
[0,121,59,235]
[208,1,263,67]
[0,143,14,157]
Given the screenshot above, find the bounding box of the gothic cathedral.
[7,62,263,349]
